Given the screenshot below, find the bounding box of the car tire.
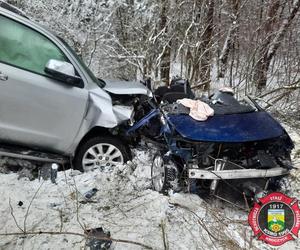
[74,136,131,172]
[151,154,179,195]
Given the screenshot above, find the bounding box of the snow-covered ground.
[0,125,299,250]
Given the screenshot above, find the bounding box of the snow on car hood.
[103,79,152,97]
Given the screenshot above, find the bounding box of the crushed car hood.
[84,88,134,128]
[168,111,286,142]
[103,79,152,97]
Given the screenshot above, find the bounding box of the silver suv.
[0,6,151,171]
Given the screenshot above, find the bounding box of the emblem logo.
[248,192,300,246]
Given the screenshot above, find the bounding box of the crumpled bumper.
[188,167,290,179]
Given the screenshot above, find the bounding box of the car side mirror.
[45,59,83,87]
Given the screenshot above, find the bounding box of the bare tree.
[159,0,171,85]
[253,0,300,90]
[199,0,215,90]
[218,0,241,78]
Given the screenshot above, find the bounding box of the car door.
[0,14,89,154]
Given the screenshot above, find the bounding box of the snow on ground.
[0,128,299,250]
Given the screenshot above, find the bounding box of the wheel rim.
[82,143,124,172]
[152,155,165,192]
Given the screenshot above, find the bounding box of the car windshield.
[57,37,105,88]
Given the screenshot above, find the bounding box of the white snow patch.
[0,138,299,249]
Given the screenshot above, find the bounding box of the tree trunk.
[160,0,171,85]
[219,0,240,78]
[199,0,214,91]
[253,0,281,90]
[254,0,300,90]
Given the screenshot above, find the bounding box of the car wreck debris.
[84,188,98,200]
[85,227,112,250]
[51,163,58,184]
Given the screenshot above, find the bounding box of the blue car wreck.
[127,80,294,202]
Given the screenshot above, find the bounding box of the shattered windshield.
[57,37,105,88]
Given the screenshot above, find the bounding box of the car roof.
[0,1,28,18]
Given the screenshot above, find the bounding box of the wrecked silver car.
[0,6,150,171]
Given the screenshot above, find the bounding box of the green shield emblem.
[268,209,285,233]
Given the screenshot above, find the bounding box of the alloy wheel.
[151,155,165,192]
[82,143,124,172]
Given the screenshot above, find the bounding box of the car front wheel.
[74,136,130,172]
[151,154,179,194]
